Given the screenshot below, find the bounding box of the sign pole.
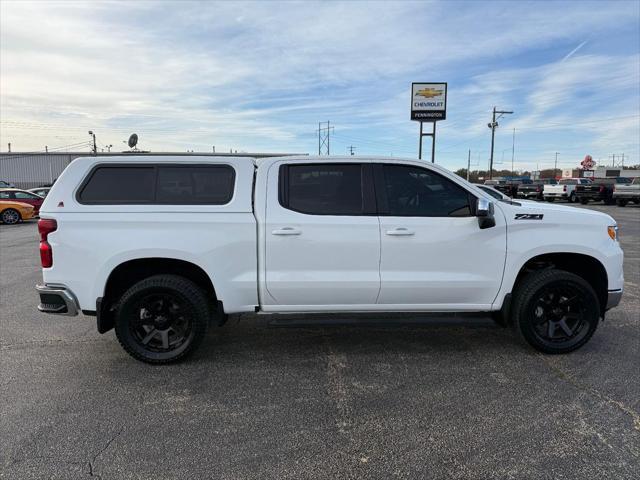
[431,121,436,163]
[418,122,423,160]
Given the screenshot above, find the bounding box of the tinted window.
[78,165,235,205]
[382,165,471,217]
[14,191,38,199]
[281,164,364,215]
[79,167,156,203]
[0,191,11,199]
[156,166,234,204]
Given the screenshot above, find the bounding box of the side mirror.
[476,198,496,229]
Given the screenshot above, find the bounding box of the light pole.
[554,152,559,178]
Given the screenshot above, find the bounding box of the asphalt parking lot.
[1,203,638,479]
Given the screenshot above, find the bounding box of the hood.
[496,200,615,226]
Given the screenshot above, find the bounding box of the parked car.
[483,179,511,196]
[0,180,15,188]
[28,187,51,198]
[543,178,592,203]
[612,177,640,206]
[36,155,623,363]
[0,188,45,215]
[516,178,558,200]
[0,200,35,224]
[477,185,535,204]
[575,177,632,205]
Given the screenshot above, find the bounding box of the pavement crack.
[539,355,640,433]
[87,425,124,478]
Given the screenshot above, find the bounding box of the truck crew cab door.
[374,163,506,310]
[262,162,381,310]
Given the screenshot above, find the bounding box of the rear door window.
[280,164,368,215]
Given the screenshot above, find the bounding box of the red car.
[0,188,45,215]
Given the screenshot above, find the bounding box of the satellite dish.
[128,133,138,149]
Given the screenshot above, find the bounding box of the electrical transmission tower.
[318,121,334,155]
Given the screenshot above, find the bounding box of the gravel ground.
[1,203,638,479]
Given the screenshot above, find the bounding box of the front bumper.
[606,289,623,310]
[36,284,80,316]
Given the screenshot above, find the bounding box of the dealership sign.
[411,82,447,121]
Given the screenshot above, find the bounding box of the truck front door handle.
[385,227,415,236]
[272,227,302,236]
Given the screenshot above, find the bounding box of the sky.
[1,0,639,173]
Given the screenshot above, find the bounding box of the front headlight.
[608,225,619,241]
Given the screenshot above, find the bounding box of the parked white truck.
[36,156,623,363]
[543,178,592,203]
[612,177,640,207]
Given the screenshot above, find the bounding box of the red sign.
[580,155,596,170]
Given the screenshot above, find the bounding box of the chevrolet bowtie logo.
[415,88,443,99]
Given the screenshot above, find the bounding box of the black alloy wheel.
[114,275,209,363]
[512,269,599,354]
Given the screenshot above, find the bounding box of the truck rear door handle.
[272,227,302,236]
[385,227,415,236]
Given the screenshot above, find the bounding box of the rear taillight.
[38,219,57,268]
[563,185,567,192]
[536,186,541,192]
[599,186,605,193]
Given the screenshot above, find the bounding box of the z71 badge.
[515,213,544,220]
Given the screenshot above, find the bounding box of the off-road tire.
[114,274,209,364]
[511,269,600,354]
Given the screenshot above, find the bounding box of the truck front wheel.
[114,274,209,364]
[511,269,599,354]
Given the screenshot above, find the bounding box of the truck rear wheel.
[511,269,599,354]
[114,274,209,364]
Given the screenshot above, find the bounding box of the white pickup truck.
[543,178,592,203]
[36,156,623,363]
[613,177,640,206]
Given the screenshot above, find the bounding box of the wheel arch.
[98,257,220,333]
[510,252,608,316]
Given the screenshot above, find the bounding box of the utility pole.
[347,145,356,156]
[88,130,97,155]
[467,149,471,182]
[488,106,513,179]
[318,121,333,155]
[511,128,515,174]
[621,153,624,168]
[7,143,10,152]
[45,146,48,153]
[554,152,559,178]
[212,146,216,153]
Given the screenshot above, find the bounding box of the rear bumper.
[36,284,80,316]
[606,289,623,310]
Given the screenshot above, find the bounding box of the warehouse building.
[0,151,302,189]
